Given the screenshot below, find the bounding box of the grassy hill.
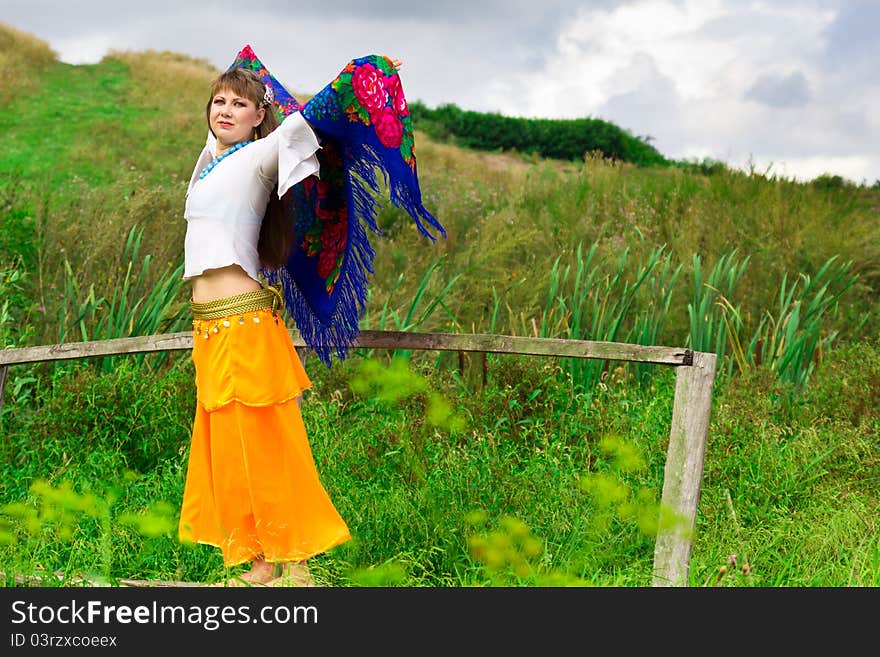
[0,23,878,587]
[2,22,877,353]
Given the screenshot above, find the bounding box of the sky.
[3,0,879,184]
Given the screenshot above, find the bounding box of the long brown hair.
[205,68,293,270]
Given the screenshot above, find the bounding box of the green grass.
[0,342,877,587]
[1,59,135,187]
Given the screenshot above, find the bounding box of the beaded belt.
[190,285,283,320]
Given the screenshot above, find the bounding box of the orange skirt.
[178,306,351,567]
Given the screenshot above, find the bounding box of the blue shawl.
[229,45,445,366]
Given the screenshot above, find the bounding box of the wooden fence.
[0,329,717,587]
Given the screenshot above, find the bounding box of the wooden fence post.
[652,351,717,587]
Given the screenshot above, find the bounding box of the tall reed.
[629,252,681,385]
[57,225,188,372]
[749,256,857,390]
[360,256,461,363]
[539,240,679,391]
[687,250,750,378]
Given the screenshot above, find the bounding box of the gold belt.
[190,285,283,320]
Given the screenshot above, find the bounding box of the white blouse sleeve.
[257,111,322,198]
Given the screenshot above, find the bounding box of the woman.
[178,56,402,587]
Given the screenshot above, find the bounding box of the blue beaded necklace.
[198,140,252,179]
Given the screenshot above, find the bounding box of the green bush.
[409,101,667,166]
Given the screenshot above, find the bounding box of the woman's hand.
[389,57,403,72]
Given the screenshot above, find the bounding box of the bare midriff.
[190,264,263,303]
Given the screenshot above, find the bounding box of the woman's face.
[209,87,265,149]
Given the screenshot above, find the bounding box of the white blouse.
[182,111,321,283]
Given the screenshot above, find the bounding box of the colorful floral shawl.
[228,45,444,366]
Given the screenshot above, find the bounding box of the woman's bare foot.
[240,559,277,583]
[267,561,314,587]
[211,559,277,587]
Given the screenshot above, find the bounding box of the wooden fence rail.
[0,330,716,587]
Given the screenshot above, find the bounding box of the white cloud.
[752,155,876,185]
[54,33,129,64]
[480,0,880,182]
[3,0,878,183]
